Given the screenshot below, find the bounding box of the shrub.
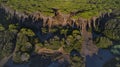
[13,52,22,63]
[111,45,120,55]
[72,30,80,37]
[20,28,35,37]
[0,24,5,31]
[8,24,18,33]
[35,43,43,52]
[21,42,32,52]
[21,53,30,62]
[13,52,30,63]
[70,56,84,67]
[95,37,112,48]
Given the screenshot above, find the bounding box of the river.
[86,49,114,67]
[3,49,114,67]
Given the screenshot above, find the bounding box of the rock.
[21,53,30,62]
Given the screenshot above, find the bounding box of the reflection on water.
[4,58,29,67]
[86,49,114,67]
[4,55,69,67]
[4,49,114,67]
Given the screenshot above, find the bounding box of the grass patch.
[0,0,120,18]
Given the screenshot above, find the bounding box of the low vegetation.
[0,0,120,18]
[0,0,120,66]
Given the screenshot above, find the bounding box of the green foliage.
[87,27,93,32]
[20,28,35,36]
[21,42,32,52]
[45,36,61,50]
[35,43,43,47]
[16,32,28,45]
[0,24,5,31]
[72,30,80,37]
[0,30,16,60]
[1,0,119,18]
[34,43,43,52]
[60,29,68,37]
[14,32,28,54]
[49,28,57,33]
[60,29,68,34]
[13,52,22,63]
[21,53,30,62]
[111,44,120,55]
[13,31,32,63]
[64,32,82,52]
[8,24,17,30]
[1,42,13,56]
[38,29,82,51]
[74,11,99,19]
[15,28,35,52]
[94,16,120,41]
[103,18,120,40]
[8,24,18,33]
[13,52,30,63]
[38,29,82,52]
[95,37,112,48]
[41,28,47,33]
[70,56,85,67]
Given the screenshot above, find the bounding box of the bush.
[14,32,32,63]
[0,30,16,59]
[0,24,5,31]
[21,42,32,52]
[103,17,120,40]
[8,24,18,33]
[64,34,82,53]
[111,45,120,55]
[21,53,30,62]
[20,28,35,37]
[95,37,112,48]
[13,52,22,63]
[13,52,30,63]
[35,43,43,52]
[70,56,84,67]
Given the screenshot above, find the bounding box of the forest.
[0,0,120,67]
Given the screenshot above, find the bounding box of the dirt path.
[81,22,98,56]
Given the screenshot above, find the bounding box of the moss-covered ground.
[0,0,120,18]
